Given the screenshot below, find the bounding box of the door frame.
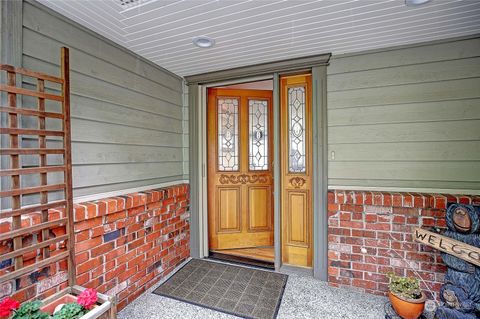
[186,53,330,279]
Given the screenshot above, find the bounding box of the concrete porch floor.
[118,259,387,319]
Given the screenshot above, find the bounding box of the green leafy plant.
[3,289,98,319]
[387,272,422,300]
[11,301,49,319]
[52,303,86,319]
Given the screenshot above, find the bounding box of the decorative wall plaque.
[413,227,479,267]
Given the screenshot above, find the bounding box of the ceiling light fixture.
[193,36,215,48]
[405,0,431,6]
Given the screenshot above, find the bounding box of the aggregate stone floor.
[119,259,387,319]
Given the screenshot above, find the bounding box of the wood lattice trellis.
[0,47,75,291]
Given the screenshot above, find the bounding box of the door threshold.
[209,251,274,270]
[279,264,313,276]
[211,246,274,262]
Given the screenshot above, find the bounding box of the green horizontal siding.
[327,37,480,192]
[20,1,185,203]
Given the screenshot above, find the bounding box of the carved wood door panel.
[207,88,274,250]
[280,74,313,268]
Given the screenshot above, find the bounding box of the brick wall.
[0,183,190,311]
[327,190,480,300]
[0,209,69,303]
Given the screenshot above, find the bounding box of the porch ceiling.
[38,0,480,77]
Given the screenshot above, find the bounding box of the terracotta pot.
[389,291,426,319]
[40,294,78,314]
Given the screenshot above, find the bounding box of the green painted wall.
[327,36,480,193]
[19,1,186,203]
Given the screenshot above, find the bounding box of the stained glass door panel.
[249,99,269,171]
[288,87,306,173]
[218,98,239,171]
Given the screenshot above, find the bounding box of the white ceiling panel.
[144,5,479,61]
[38,0,480,76]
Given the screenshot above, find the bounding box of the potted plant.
[0,300,49,319]
[41,288,97,317]
[0,289,98,319]
[387,272,426,319]
[0,298,20,319]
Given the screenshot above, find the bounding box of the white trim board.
[73,179,189,203]
[328,185,480,196]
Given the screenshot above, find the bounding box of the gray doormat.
[153,259,288,319]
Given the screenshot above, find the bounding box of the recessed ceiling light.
[193,36,215,48]
[405,0,431,6]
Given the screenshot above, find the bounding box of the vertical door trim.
[188,83,200,258]
[202,85,210,257]
[312,66,328,280]
[273,73,281,270]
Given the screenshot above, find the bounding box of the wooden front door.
[280,74,313,267]
[207,88,274,250]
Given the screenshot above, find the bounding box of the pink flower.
[77,288,97,310]
[0,297,20,317]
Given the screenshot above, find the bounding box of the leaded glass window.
[218,98,239,171]
[288,87,306,173]
[249,99,269,170]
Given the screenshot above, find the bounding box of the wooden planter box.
[40,286,116,319]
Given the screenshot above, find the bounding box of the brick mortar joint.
[0,183,190,227]
[330,189,477,209]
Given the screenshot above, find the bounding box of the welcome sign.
[413,227,480,267]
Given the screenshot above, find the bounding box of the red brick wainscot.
[327,190,480,300]
[0,183,190,311]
